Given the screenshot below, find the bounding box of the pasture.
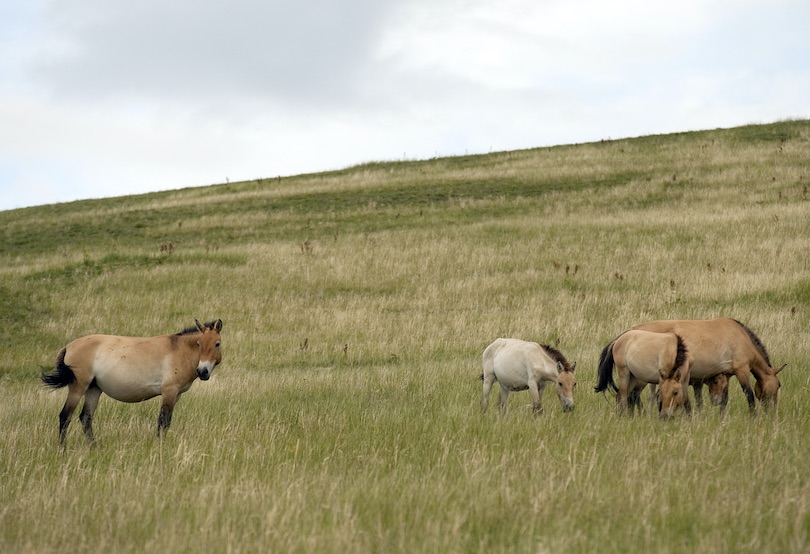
[1,120,809,552]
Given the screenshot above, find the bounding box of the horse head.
[195,319,223,381]
[754,364,786,410]
[555,361,577,412]
[658,368,687,418]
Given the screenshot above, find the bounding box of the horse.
[481,338,577,416]
[630,318,785,412]
[694,373,731,410]
[41,319,223,445]
[594,330,691,417]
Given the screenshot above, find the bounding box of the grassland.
[1,120,809,553]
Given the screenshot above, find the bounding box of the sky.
[1,0,808,211]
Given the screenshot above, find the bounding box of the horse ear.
[195,319,205,333]
[570,361,576,372]
[775,363,787,375]
[214,319,223,332]
[672,368,681,381]
[556,361,564,374]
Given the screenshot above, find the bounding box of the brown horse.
[631,318,784,412]
[643,372,730,415]
[694,374,731,410]
[41,319,223,445]
[594,330,691,417]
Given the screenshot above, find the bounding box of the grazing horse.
[594,330,691,417]
[694,374,731,410]
[481,338,577,416]
[41,319,223,445]
[631,318,785,412]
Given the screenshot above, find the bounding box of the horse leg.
[481,374,496,413]
[734,369,756,414]
[616,367,630,415]
[528,381,545,417]
[693,381,704,408]
[718,384,729,414]
[79,383,102,445]
[647,383,659,411]
[157,388,180,437]
[628,381,643,415]
[58,383,88,446]
[498,386,510,416]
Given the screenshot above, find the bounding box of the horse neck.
[535,351,561,381]
[748,354,774,378]
[175,332,202,365]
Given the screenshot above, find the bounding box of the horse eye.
[216,341,221,348]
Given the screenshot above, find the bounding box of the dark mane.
[176,320,218,336]
[540,343,574,372]
[732,319,772,366]
[673,334,688,372]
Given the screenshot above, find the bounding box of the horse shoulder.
[530,345,559,381]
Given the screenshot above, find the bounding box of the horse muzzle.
[197,361,215,381]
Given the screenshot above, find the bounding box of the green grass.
[1,119,809,552]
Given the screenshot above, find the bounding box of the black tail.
[41,348,75,389]
[594,340,618,393]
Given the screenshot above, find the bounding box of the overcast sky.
[1,0,808,211]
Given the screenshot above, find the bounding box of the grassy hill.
[1,120,809,552]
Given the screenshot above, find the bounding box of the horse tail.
[672,334,688,375]
[594,340,618,393]
[41,348,75,389]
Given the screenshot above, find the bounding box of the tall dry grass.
[1,120,809,552]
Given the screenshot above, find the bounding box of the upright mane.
[732,319,772,365]
[176,320,219,336]
[673,334,688,372]
[540,343,574,372]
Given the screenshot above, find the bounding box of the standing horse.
[41,319,223,445]
[481,338,577,416]
[594,330,691,417]
[631,318,785,412]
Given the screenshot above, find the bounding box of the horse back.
[485,338,554,388]
[631,318,762,378]
[613,330,678,383]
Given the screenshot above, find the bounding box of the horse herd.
[482,317,785,418]
[41,317,785,446]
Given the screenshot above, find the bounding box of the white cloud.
[1,0,808,210]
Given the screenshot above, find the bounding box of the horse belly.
[687,358,733,381]
[625,352,664,383]
[92,352,166,403]
[626,362,660,384]
[495,373,530,391]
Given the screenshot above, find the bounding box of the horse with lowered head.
[481,338,577,416]
[594,329,691,417]
[631,318,785,412]
[41,319,223,445]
